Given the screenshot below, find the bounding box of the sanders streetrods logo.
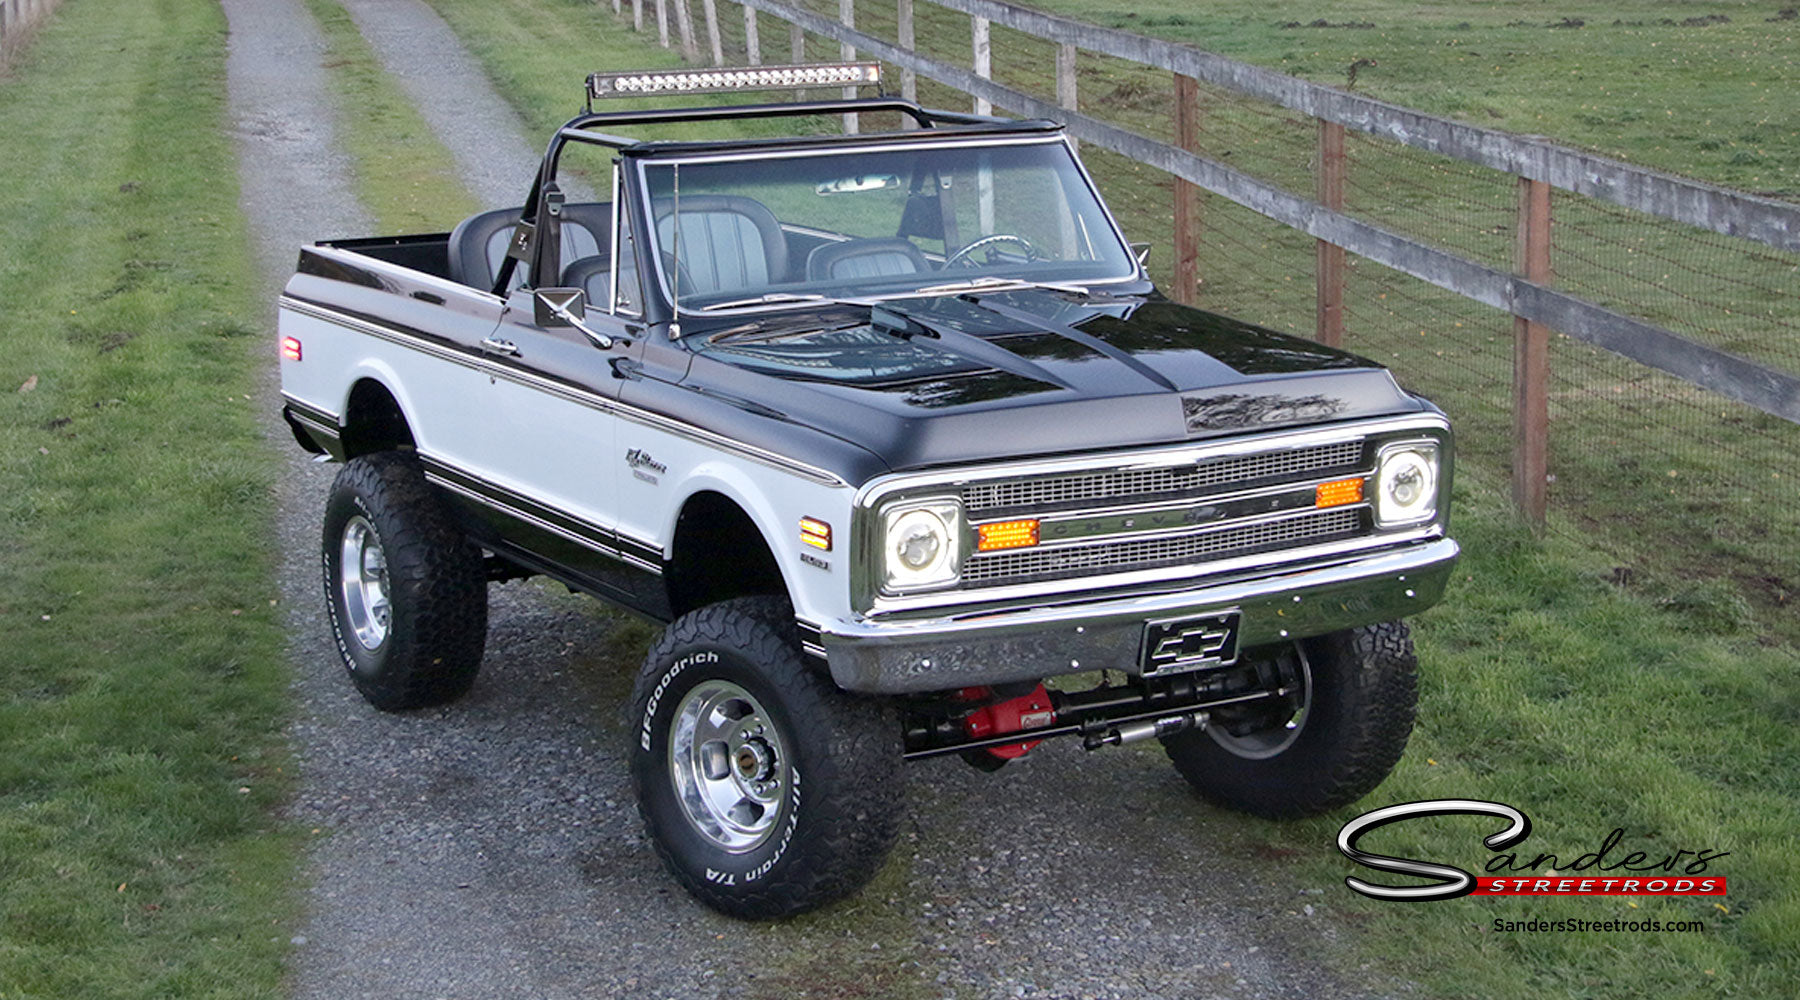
[1335,799,1729,902]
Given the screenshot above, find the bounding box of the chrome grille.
[961,439,1364,513]
[963,507,1364,586]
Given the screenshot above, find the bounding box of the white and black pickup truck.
[278,64,1458,918]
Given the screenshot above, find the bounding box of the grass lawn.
[417,1,1800,996]
[1025,0,1799,200]
[0,0,298,996]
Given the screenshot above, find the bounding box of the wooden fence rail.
[614,0,1799,525]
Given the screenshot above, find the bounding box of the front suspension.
[900,656,1300,763]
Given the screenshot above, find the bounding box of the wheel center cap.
[734,739,773,781]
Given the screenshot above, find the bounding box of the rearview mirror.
[816,173,900,196]
[534,287,586,327]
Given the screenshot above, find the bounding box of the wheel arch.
[660,477,801,621]
[337,368,418,458]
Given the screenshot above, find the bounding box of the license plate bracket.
[1139,611,1241,676]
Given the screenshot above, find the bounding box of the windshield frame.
[628,132,1143,323]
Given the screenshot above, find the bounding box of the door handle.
[480,336,520,356]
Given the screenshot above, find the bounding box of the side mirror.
[533,287,614,349]
[534,287,586,327]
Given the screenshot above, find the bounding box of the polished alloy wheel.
[338,515,391,652]
[668,680,789,852]
[1207,644,1313,760]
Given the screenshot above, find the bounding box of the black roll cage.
[492,96,1059,306]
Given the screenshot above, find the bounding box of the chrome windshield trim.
[633,134,1142,319]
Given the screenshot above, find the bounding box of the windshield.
[638,138,1135,313]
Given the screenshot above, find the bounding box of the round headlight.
[894,512,945,571]
[881,502,962,592]
[1376,445,1438,526]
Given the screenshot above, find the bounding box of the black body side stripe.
[418,454,665,575]
[281,393,341,431]
[795,619,829,662]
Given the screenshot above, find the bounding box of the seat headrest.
[447,203,614,293]
[652,195,788,295]
[805,238,931,282]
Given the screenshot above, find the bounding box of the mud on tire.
[1162,621,1418,819]
[629,596,902,919]
[322,451,487,711]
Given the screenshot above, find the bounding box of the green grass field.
[0,0,298,997]
[418,1,1800,996]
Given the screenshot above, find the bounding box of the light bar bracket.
[588,62,881,101]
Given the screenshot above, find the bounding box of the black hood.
[683,291,1424,472]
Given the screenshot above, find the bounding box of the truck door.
[466,166,655,607]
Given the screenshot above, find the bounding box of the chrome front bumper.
[819,538,1459,693]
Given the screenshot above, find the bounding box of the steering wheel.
[944,233,1036,269]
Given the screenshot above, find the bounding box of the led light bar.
[587,62,882,100]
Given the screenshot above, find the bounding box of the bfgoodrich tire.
[1162,621,1418,819]
[322,451,487,711]
[629,597,902,919]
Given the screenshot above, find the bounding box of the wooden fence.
[619,0,1799,527]
[0,0,55,57]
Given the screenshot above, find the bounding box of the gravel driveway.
[221,1,1393,996]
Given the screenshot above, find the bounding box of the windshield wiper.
[698,291,876,312]
[903,275,1096,299]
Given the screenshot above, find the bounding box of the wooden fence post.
[655,0,669,48]
[1056,42,1078,152]
[971,15,991,115]
[1172,73,1201,306]
[840,0,858,133]
[897,0,917,104]
[1315,120,1346,347]
[673,0,699,62]
[634,0,643,33]
[791,23,806,100]
[743,6,760,64]
[700,0,723,65]
[1513,177,1553,528]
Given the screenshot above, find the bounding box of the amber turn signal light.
[800,516,832,551]
[977,519,1040,552]
[1315,477,1365,508]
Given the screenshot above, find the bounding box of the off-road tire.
[629,596,902,919]
[1162,621,1418,819]
[322,451,487,710]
